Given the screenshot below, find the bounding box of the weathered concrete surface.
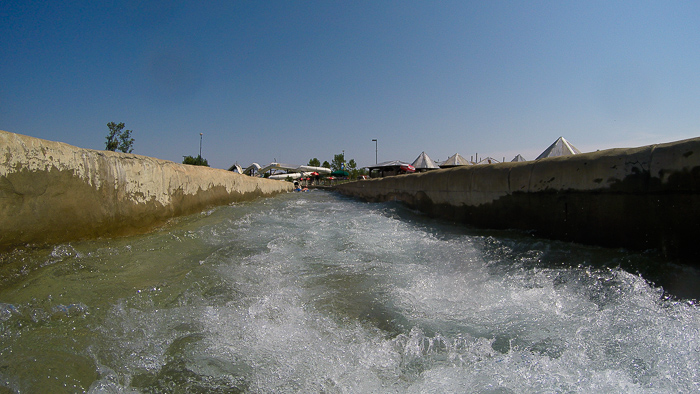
[336,137,700,259]
[0,130,293,251]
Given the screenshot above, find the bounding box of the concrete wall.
[0,130,293,251]
[336,137,700,259]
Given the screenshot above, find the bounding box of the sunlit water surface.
[1,190,699,393]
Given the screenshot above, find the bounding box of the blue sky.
[2,1,699,169]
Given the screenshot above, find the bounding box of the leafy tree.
[105,122,134,153]
[331,153,346,172]
[345,159,367,179]
[118,130,134,153]
[105,122,121,151]
[347,159,361,179]
[322,160,330,169]
[349,167,368,180]
[182,155,209,166]
[308,158,321,167]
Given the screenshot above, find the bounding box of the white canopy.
[411,151,439,169]
[536,137,582,160]
[440,153,471,167]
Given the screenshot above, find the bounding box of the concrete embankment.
[0,130,293,251]
[336,137,700,259]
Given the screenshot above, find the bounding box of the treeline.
[103,122,210,167]
[307,153,368,179]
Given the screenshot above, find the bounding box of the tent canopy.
[536,137,582,160]
[365,160,413,169]
[476,157,500,165]
[412,151,439,169]
[440,153,471,167]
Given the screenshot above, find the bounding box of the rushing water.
[1,190,699,393]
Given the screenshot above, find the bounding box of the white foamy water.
[0,190,698,392]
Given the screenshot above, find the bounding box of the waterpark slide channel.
[335,137,700,260]
[0,130,293,252]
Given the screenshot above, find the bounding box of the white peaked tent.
[477,157,500,165]
[511,154,527,162]
[411,151,439,170]
[536,137,582,160]
[440,153,471,168]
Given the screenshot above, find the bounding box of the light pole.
[199,133,203,158]
[372,139,377,164]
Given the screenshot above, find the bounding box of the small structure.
[411,151,439,172]
[536,137,582,160]
[228,162,331,178]
[511,154,527,162]
[476,157,500,165]
[440,153,471,168]
[330,170,349,178]
[366,160,416,178]
[228,163,243,173]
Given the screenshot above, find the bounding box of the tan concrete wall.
[0,130,293,251]
[336,137,700,259]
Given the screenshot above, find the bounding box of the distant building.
[365,160,416,178]
[411,152,439,172]
[476,157,500,165]
[511,154,527,162]
[536,137,582,159]
[439,153,471,168]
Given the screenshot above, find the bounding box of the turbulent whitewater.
[0,190,698,392]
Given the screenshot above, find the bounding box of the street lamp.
[199,133,203,158]
[372,139,377,164]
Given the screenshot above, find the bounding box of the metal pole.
[372,139,377,164]
[199,133,203,158]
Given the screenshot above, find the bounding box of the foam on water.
[1,190,699,392]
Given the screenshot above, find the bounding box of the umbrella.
[310,172,319,176]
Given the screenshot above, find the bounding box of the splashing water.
[0,191,698,392]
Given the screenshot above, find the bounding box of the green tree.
[349,168,368,180]
[118,130,134,153]
[105,122,134,153]
[182,155,209,166]
[347,159,362,179]
[322,160,330,169]
[308,158,321,167]
[331,153,345,172]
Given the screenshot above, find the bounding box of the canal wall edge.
[336,137,700,259]
[0,130,293,251]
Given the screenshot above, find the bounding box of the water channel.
[1,190,699,392]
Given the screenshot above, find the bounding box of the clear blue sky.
[2,1,699,169]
